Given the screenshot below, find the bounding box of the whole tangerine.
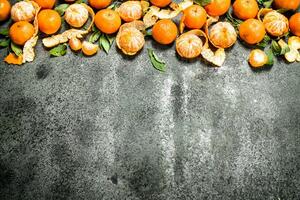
[205,0,231,17]
[95,9,121,34]
[289,13,300,37]
[273,0,300,11]
[38,9,61,35]
[239,19,266,45]
[150,0,171,8]
[33,0,56,9]
[89,0,112,9]
[152,19,178,45]
[233,0,259,20]
[0,0,11,22]
[9,21,35,46]
[183,5,207,29]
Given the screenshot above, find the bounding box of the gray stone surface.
[1,2,300,200]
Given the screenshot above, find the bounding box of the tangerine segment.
[289,13,300,37]
[205,0,231,17]
[38,9,61,35]
[152,19,178,45]
[263,11,289,37]
[9,21,35,46]
[11,1,36,22]
[239,19,266,45]
[273,0,300,10]
[95,9,121,34]
[209,22,237,49]
[183,5,207,29]
[116,27,145,55]
[117,1,143,22]
[233,0,259,20]
[176,33,203,59]
[65,4,89,28]
[0,0,11,21]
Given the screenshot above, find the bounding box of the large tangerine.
[263,11,289,37]
[38,9,61,35]
[152,19,178,45]
[233,0,259,20]
[176,32,203,59]
[9,21,35,46]
[239,19,266,45]
[11,1,36,22]
[273,0,300,10]
[209,22,237,49]
[0,0,11,22]
[33,0,56,9]
[289,13,300,37]
[95,9,121,34]
[204,0,231,17]
[183,5,207,29]
[116,27,145,55]
[65,4,89,28]
[117,1,143,22]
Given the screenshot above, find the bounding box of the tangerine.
[263,11,289,37]
[117,1,143,22]
[69,38,82,51]
[116,27,145,55]
[273,0,300,11]
[183,5,207,29]
[82,41,98,56]
[38,9,61,35]
[89,0,112,9]
[95,9,121,34]
[150,0,171,8]
[289,13,300,37]
[65,4,89,28]
[9,21,35,46]
[176,32,203,59]
[248,49,268,68]
[205,0,231,17]
[11,1,36,22]
[239,19,266,45]
[0,0,11,22]
[152,19,178,45]
[233,0,259,20]
[209,22,237,48]
[33,0,56,9]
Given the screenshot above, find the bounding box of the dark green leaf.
[55,4,69,16]
[266,50,274,66]
[194,0,211,6]
[256,35,271,48]
[257,0,274,8]
[0,38,10,47]
[100,35,111,54]
[11,42,22,56]
[0,28,9,36]
[89,31,101,43]
[105,34,115,45]
[148,48,166,72]
[49,44,67,57]
[75,0,87,3]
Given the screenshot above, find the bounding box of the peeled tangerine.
[208,22,237,49]
[248,49,268,68]
[117,1,143,22]
[11,1,36,22]
[284,36,300,63]
[116,21,145,55]
[65,4,89,28]
[263,11,289,37]
[176,30,206,59]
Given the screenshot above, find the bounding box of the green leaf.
[147,48,166,72]
[55,4,69,16]
[0,28,9,36]
[272,40,290,56]
[266,50,274,66]
[105,34,115,45]
[257,0,274,8]
[49,44,67,57]
[256,35,271,48]
[89,31,101,43]
[10,42,23,56]
[225,9,243,31]
[100,34,111,54]
[0,38,10,47]
[193,0,211,6]
[75,0,87,3]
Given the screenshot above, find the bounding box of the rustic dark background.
[0,0,300,199]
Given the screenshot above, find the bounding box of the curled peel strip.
[42,3,95,48]
[257,8,273,23]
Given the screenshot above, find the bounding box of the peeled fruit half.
[260,10,289,37]
[65,4,89,28]
[11,1,36,22]
[82,41,98,56]
[116,20,146,55]
[117,1,143,22]
[176,30,207,59]
[248,49,268,68]
[208,22,237,49]
[69,37,82,51]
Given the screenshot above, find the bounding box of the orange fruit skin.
[274,0,300,10]
[150,0,171,8]
[183,5,207,29]
[205,0,231,17]
[9,21,35,46]
[95,9,121,34]
[152,19,178,45]
[34,0,56,9]
[289,13,300,37]
[38,9,61,35]
[89,0,112,9]
[248,49,268,68]
[233,0,259,20]
[239,19,266,45]
[0,0,10,21]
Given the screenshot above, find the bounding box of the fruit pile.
[0,0,299,69]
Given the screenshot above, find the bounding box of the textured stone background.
[1,1,300,200]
